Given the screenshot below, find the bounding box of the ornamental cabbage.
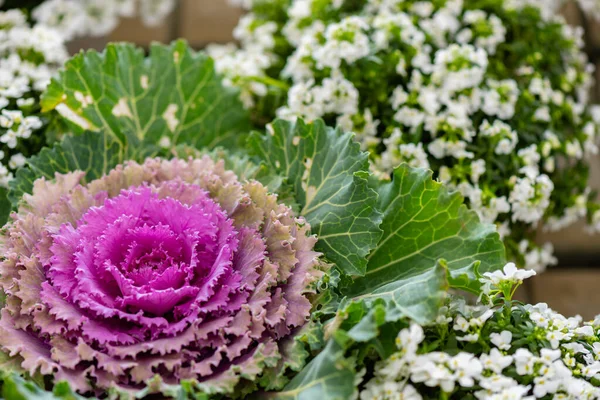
[0,156,324,396]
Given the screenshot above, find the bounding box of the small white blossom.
[490,331,512,350]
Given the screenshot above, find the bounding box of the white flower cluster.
[0,10,69,187]
[576,0,600,20]
[212,0,600,271]
[360,265,600,399]
[31,0,177,40]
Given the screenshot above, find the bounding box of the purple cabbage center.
[43,184,258,343]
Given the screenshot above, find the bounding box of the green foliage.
[0,374,84,400]
[253,122,507,399]
[344,165,506,322]
[249,118,383,276]
[268,341,356,400]
[42,40,250,150]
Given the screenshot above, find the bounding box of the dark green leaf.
[266,341,355,400]
[41,40,250,150]
[344,165,506,323]
[1,373,84,400]
[249,119,383,276]
[0,187,10,225]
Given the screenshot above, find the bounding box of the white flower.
[8,153,25,170]
[396,323,424,356]
[139,0,177,27]
[480,349,513,374]
[509,175,554,225]
[32,0,87,40]
[470,159,486,183]
[457,333,479,342]
[431,44,488,93]
[490,331,512,350]
[546,330,567,349]
[313,16,371,70]
[481,262,536,288]
[482,79,519,119]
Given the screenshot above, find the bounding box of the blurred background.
[60,0,600,318]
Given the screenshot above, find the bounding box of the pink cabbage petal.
[220,333,254,361]
[49,336,80,369]
[48,187,108,229]
[76,296,169,336]
[3,297,33,330]
[14,256,45,315]
[76,340,137,376]
[232,227,265,290]
[21,171,85,218]
[106,258,190,301]
[281,218,323,328]
[247,260,279,338]
[54,366,94,394]
[6,214,45,256]
[265,288,289,335]
[193,315,235,341]
[146,186,229,236]
[129,353,185,384]
[223,305,252,337]
[0,253,20,296]
[193,274,246,316]
[45,224,82,298]
[92,214,146,269]
[185,351,223,378]
[116,285,200,316]
[193,341,280,392]
[263,215,297,282]
[136,264,189,291]
[80,319,137,346]
[73,250,119,310]
[40,283,86,331]
[188,245,236,305]
[32,307,66,336]
[159,308,203,337]
[154,178,211,206]
[0,309,57,376]
[226,195,262,230]
[75,188,155,239]
[86,161,151,198]
[107,322,198,358]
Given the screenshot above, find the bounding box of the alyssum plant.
[210,0,600,272]
[0,40,599,400]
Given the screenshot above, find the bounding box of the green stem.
[245,75,290,91]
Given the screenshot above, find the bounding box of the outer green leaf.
[0,188,10,226]
[344,165,506,323]
[266,341,355,400]
[1,374,85,400]
[349,261,448,325]
[249,119,383,276]
[41,40,250,149]
[8,130,155,210]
